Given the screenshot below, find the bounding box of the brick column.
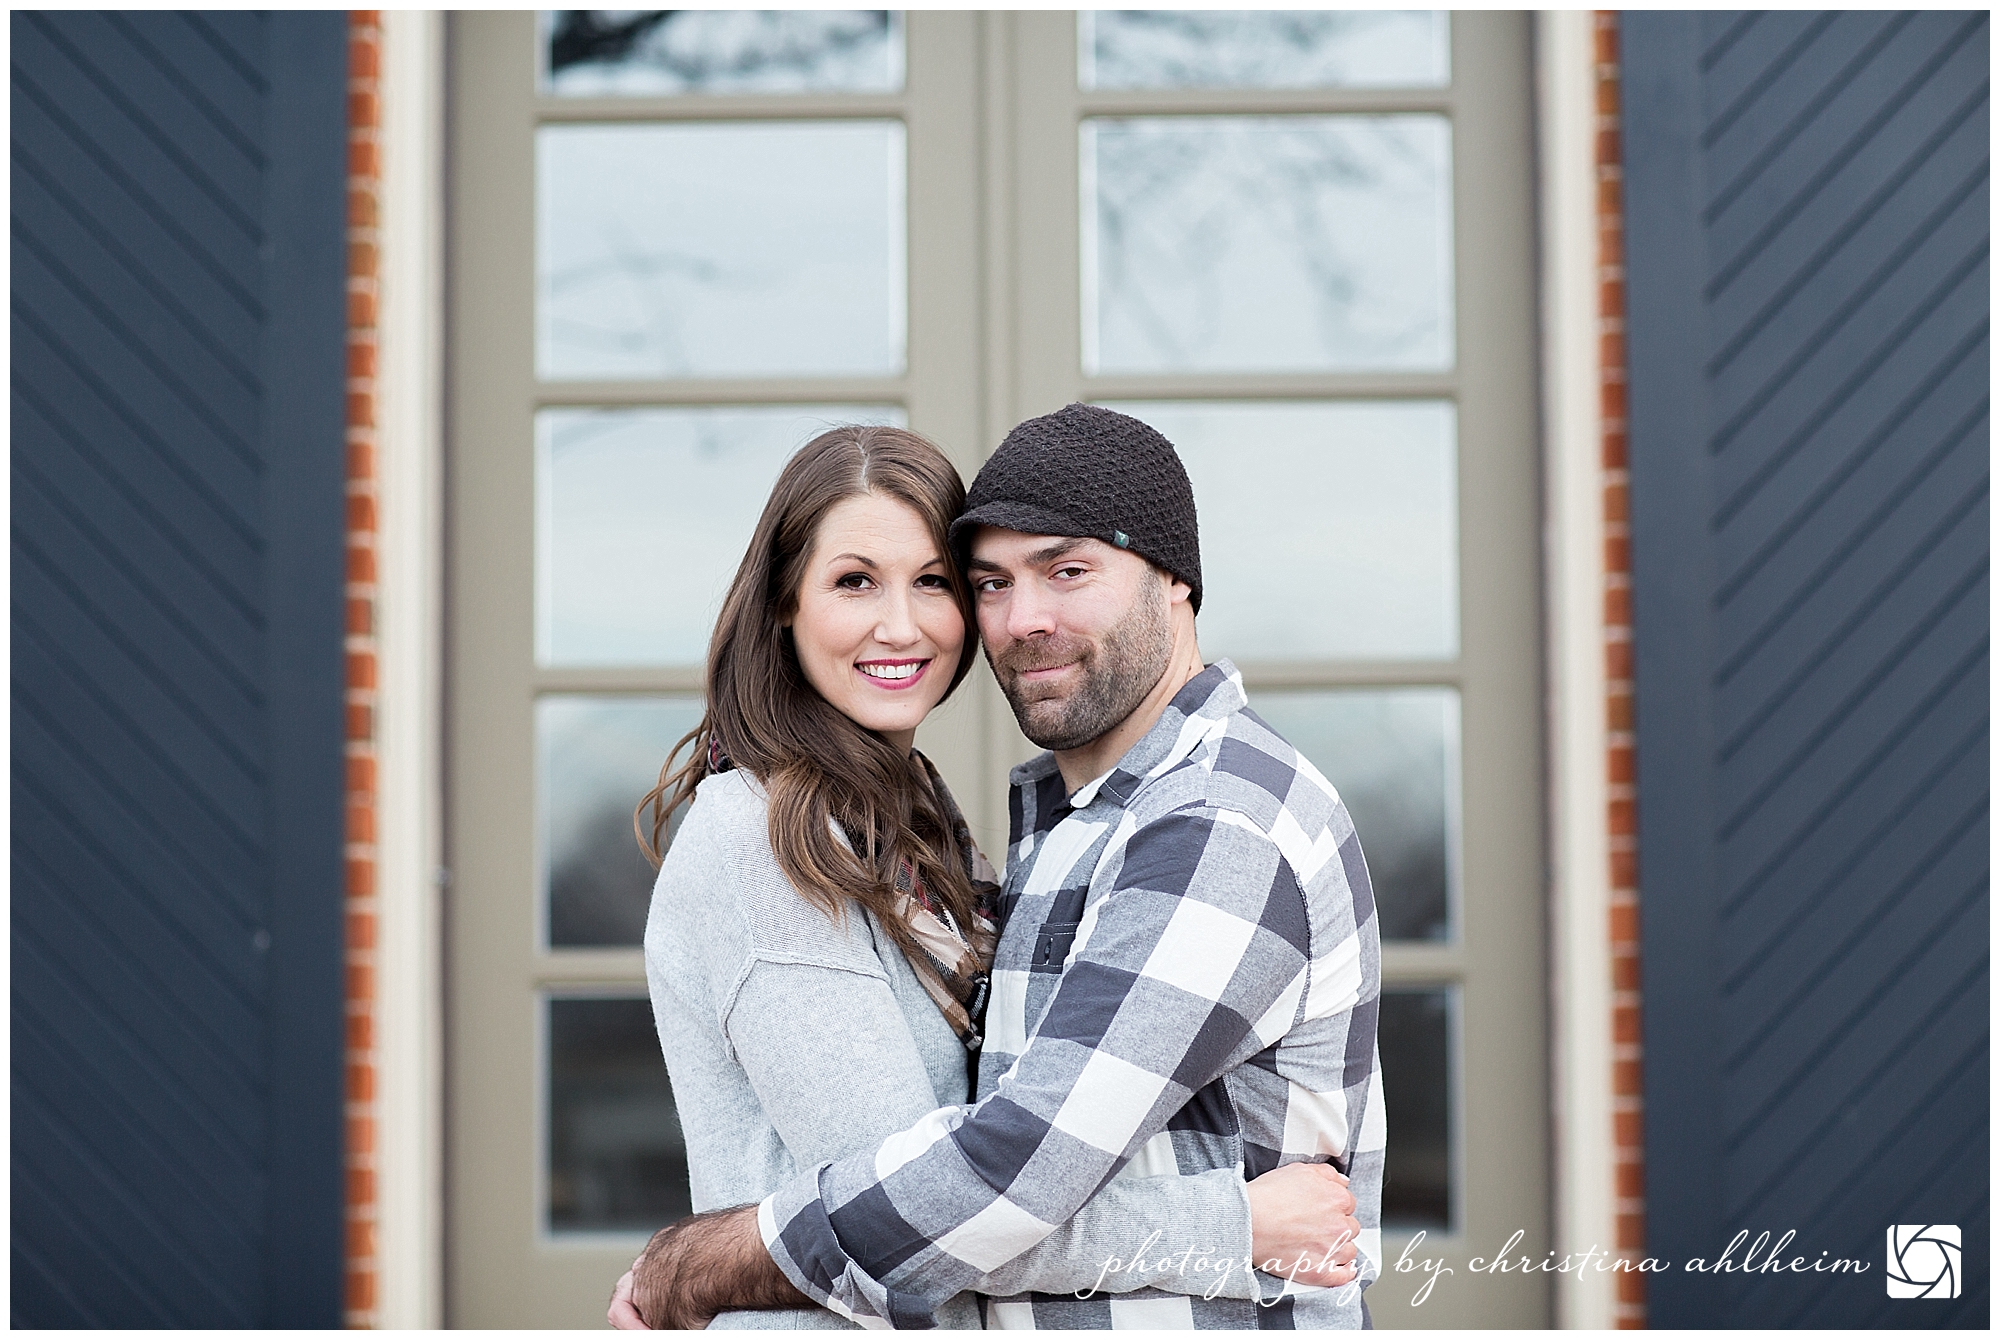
[1595,11,1646,1329]
[343,9,383,1328]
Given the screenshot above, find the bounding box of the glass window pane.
[1379,988,1452,1229]
[1103,401,1457,661]
[538,122,906,379]
[544,11,904,96]
[539,405,904,667]
[1080,11,1448,91]
[541,695,707,947]
[1249,687,1458,943]
[547,995,690,1233]
[1082,116,1454,374]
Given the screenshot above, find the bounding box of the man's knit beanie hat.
[949,403,1203,613]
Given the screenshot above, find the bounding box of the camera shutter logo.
[1886,1225,1960,1299]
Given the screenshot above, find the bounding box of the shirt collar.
[1008,659,1246,811]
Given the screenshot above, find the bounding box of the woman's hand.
[1245,1161,1361,1288]
[607,1267,645,1329]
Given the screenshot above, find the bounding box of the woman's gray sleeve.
[721,958,948,1167]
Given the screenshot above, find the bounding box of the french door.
[446,12,1547,1326]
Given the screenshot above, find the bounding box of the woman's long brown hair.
[634,424,983,960]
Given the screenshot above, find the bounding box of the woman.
[625,425,1351,1328]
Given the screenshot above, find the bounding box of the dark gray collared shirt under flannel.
[760,661,1386,1329]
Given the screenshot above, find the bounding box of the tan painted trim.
[446,12,555,1321]
[1077,86,1454,116]
[374,9,447,1328]
[536,92,906,122]
[1536,10,1618,1330]
[902,11,993,830]
[1433,14,1551,1326]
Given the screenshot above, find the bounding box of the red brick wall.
[344,9,382,1328]
[1596,11,1646,1329]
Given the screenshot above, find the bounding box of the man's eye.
[974,577,1007,594]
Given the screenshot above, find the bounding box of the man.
[616,403,1385,1328]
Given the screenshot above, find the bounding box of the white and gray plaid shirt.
[761,661,1385,1329]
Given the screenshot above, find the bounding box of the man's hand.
[1246,1162,1361,1288]
[605,1205,810,1329]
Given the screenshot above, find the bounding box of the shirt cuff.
[1249,1225,1380,1310]
[758,1167,936,1330]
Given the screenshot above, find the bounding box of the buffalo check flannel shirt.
[760,661,1386,1329]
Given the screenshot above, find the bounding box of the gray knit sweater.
[644,769,1258,1329]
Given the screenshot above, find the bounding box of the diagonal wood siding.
[11,11,348,1326]
[1622,10,1986,1327]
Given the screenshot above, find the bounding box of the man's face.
[966,529,1174,751]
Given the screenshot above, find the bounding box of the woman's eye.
[915,573,950,589]
[835,572,874,590]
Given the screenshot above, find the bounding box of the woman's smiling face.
[786,490,966,753]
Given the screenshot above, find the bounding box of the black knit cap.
[949,403,1203,612]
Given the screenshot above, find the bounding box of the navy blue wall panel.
[1622,11,1987,1327]
[11,11,348,1326]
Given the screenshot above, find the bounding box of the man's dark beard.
[987,578,1173,752]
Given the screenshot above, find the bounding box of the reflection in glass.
[547,996,691,1232]
[541,695,706,947]
[1083,116,1453,374]
[539,406,903,666]
[1249,687,1458,943]
[1105,402,1457,660]
[538,122,906,379]
[1080,11,1448,90]
[544,11,903,96]
[1379,989,1451,1228]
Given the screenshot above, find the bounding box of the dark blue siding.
[11,11,348,1326]
[1623,11,1987,1328]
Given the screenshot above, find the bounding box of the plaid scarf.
[707,734,999,1051]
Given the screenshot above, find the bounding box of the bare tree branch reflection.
[548,11,896,95]
[1092,117,1451,371]
[549,11,672,74]
[1086,10,1448,90]
[544,215,745,369]
[537,123,902,379]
